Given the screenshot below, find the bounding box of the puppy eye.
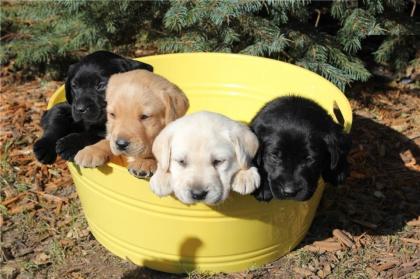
[212,159,225,167]
[139,114,150,121]
[176,159,187,167]
[305,156,314,164]
[269,154,280,162]
[96,82,106,91]
[108,112,116,119]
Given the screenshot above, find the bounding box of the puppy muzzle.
[72,99,103,123]
[115,139,130,151]
[110,138,146,157]
[269,178,312,201]
[189,187,208,201]
[174,182,223,205]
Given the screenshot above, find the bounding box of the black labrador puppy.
[33,51,153,164]
[251,96,352,201]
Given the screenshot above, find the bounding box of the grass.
[14,182,31,193]
[0,139,31,196]
[20,211,36,230]
[330,249,366,278]
[0,140,15,187]
[398,245,417,256]
[295,250,317,267]
[411,271,420,279]
[22,260,41,273]
[0,204,9,216]
[35,219,52,235]
[49,240,65,266]
[66,200,86,227]
[186,271,217,279]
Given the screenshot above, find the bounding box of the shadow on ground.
[121,238,203,279]
[110,105,420,278]
[303,113,419,244]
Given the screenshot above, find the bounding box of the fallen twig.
[351,219,378,229]
[7,201,36,215]
[1,192,27,206]
[406,217,420,227]
[333,229,354,248]
[400,237,420,245]
[311,240,342,252]
[370,261,398,272]
[32,191,68,204]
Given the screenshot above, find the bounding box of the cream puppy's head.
[150,111,260,205]
[105,70,188,158]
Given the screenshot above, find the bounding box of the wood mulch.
[0,68,419,278]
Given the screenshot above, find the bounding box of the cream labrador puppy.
[150,111,260,204]
[74,70,189,178]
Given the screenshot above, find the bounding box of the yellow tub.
[48,53,352,273]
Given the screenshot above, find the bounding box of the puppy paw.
[129,168,154,178]
[253,186,273,202]
[74,145,110,168]
[33,137,57,164]
[232,167,261,195]
[323,167,348,186]
[128,158,157,179]
[56,134,82,161]
[150,170,172,196]
[335,171,348,185]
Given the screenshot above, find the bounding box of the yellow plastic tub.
[48,53,352,273]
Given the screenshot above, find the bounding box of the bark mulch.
[0,70,419,278]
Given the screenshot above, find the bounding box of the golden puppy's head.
[105,70,189,158]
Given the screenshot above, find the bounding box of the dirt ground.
[0,70,419,279]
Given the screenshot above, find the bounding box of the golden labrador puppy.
[150,111,260,204]
[75,70,189,178]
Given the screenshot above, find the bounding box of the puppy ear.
[162,85,189,125]
[323,125,351,170]
[230,125,259,169]
[323,133,339,169]
[229,125,261,195]
[65,63,77,104]
[119,58,154,72]
[250,124,268,165]
[255,146,263,166]
[152,126,172,173]
[150,125,174,197]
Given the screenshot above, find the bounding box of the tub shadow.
[119,114,418,277]
[72,162,113,175]
[121,237,203,278]
[73,163,83,175]
[98,164,114,175]
[179,113,419,246]
[302,114,419,244]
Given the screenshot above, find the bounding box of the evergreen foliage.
[1,0,418,90]
[158,0,417,90]
[1,1,163,77]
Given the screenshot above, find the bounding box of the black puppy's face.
[68,67,107,124]
[65,51,154,125]
[260,131,325,201]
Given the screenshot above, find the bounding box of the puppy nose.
[190,189,208,201]
[75,104,88,113]
[115,139,130,150]
[283,184,299,197]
